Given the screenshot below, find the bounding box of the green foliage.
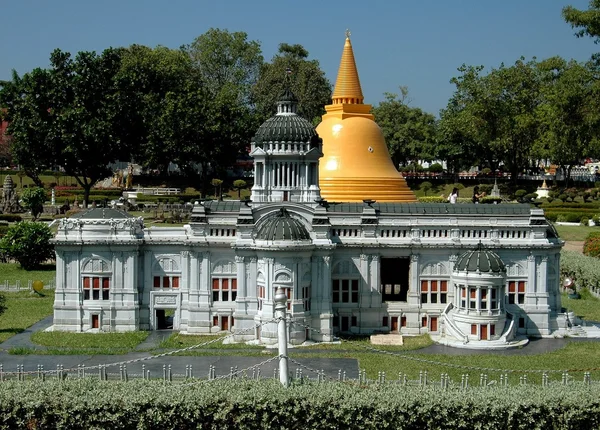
[372,88,437,167]
[419,181,433,196]
[563,0,600,44]
[478,184,492,194]
[561,249,600,291]
[480,196,502,204]
[428,163,444,173]
[0,214,22,222]
[1,379,600,429]
[0,222,54,270]
[0,48,132,205]
[252,43,331,124]
[20,187,47,220]
[584,232,600,257]
[233,179,247,199]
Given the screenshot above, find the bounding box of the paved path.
[1,315,597,380]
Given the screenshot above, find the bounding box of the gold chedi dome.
[316,34,416,202]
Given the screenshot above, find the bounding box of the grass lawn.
[562,289,600,321]
[0,263,56,286]
[159,333,265,350]
[0,290,55,343]
[554,224,598,241]
[29,331,149,355]
[317,340,600,383]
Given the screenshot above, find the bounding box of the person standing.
[447,187,459,204]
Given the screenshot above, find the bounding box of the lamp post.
[274,287,289,387]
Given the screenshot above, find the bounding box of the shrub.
[478,184,492,195]
[0,214,22,222]
[562,249,600,290]
[451,183,465,190]
[20,187,48,220]
[419,181,433,196]
[418,196,446,203]
[428,163,444,173]
[0,222,54,270]
[584,232,600,258]
[581,216,590,226]
[514,189,527,201]
[1,379,600,429]
[480,196,502,204]
[593,214,600,225]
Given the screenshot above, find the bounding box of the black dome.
[455,244,505,273]
[253,115,319,146]
[255,208,310,241]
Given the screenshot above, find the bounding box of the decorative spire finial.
[345,29,351,38]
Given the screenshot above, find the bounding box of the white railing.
[0,280,56,291]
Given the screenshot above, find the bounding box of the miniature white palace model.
[51,36,565,349]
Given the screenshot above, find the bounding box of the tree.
[372,88,437,167]
[116,45,195,174]
[563,1,600,44]
[439,59,543,183]
[187,28,263,105]
[537,57,600,186]
[1,48,132,206]
[233,179,247,199]
[184,29,264,189]
[0,222,54,270]
[211,178,223,200]
[419,181,433,196]
[20,187,47,220]
[0,69,53,187]
[252,43,332,124]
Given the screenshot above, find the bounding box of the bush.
[562,249,600,291]
[418,196,446,203]
[20,187,48,220]
[451,183,465,190]
[1,379,600,429]
[581,216,590,226]
[428,163,444,173]
[478,184,492,195]
[0,214,22,222]
[480,196,502,204]
[584,232,600,258]
[514,189,527,201]
[419,181,433,196]
[0,222,54,270]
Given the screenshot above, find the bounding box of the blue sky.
[1,1,597,116]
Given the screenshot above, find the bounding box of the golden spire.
[331,30,364,105]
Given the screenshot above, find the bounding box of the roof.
[253,114,319,146]
[331,36,364,104]
[203,201,243,212]
[255,208,310,241]
[324,202,532,215]
[454,244,506,273]
[70,208,133,219]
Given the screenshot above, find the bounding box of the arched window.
[81,257,111,301]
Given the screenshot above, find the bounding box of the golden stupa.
[317,34,416,202]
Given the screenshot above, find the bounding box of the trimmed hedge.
[0,214,22,222]
[0,379,600,429]
[561,249,600,291]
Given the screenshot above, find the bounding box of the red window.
[83,276,109,301]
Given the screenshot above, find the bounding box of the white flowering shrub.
[561,250,600,292]
[0,379,599,429]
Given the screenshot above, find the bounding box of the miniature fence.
[0,362,594,390]
[133,187,181,196]
[0,279,55,291]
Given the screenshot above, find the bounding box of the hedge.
[0,379,599,429]
[561,249,600,291]
[545,211,596,223]
[0,214,22,222]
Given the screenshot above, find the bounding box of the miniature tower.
[250,83,323,203]
[316,32,416,202]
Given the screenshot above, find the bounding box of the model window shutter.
[172,277,179,289]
